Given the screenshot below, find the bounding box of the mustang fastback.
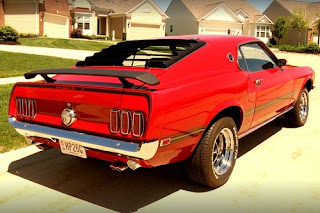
[8,35,315,188]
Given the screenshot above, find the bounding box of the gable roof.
[91,0,166,16]
[276,0,320,23]
[179,0,263,22]
[199,2,243,22]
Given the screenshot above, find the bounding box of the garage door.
[4,3,37,34]
[202,28,235,35]
[128,23,161,40]
[44,13,69,39]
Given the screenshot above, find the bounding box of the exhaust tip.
[110,163,128,172]
[127,160,141,170]
[36,143,52,150]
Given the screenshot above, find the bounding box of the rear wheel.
[285,88,309,127]
[185,117,238,188]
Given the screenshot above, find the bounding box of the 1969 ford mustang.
[8,35,315,188]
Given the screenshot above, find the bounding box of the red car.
[8,35,315,188]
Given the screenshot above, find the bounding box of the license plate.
[60,140,87,159]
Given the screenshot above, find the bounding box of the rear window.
[77,39,206,69]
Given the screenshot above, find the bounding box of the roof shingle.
[179,0,263,22]
[276,0,320,23]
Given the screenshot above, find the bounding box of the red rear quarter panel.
[146,36,257,166]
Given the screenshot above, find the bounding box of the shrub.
[0,25,19,41]
[306,43,320,53]
[279,44,307,53]
[71,28,83,38]
[83,35,93,40]
[19,33,38,38]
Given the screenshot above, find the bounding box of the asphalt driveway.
[0,47,319,212]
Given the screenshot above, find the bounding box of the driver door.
[239,42,293,128]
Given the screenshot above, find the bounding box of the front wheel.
[285,88,309,127]
[185,117,238,188]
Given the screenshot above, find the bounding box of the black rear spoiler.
[24,68,160,86]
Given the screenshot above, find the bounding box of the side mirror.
[262,62,274,70]
[278,59,287,67]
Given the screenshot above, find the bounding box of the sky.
[153,0,320,13]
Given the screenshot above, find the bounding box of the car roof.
[161,35,260,45]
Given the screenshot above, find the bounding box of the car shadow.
[8,117,285,213]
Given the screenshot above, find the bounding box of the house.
[0,0,167,40]
[264,0,320,45]
[0,1,4,26]
[165,0,273,43]
[1,0,70,38]
[69,0,168,40]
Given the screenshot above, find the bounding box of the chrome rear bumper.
[8,117,159,160]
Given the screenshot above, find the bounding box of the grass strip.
[0,84,28,153]
[18,37,113,51]
[0,51,78,78]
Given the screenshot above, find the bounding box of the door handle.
[255,78,263,86]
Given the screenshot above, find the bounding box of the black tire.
[185,117,239,188]
[285,88,309,127]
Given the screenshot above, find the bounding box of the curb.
[0,145,42,174]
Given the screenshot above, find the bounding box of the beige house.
[166,0,273,43]
[264,0,320,45]
[69,0,168,40]
[1,0,70,38]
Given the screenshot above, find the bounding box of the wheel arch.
[205,102,244,132]
[304,78,313,92]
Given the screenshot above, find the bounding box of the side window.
[239,43,278,72]
[237,50,247,71]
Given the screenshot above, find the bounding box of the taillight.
[16,98,37,119]
[120,110,132,136]
[110,109,120,134]
[110,109,144,137]
[132,112,144,137]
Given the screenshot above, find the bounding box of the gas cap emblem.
[227,53,234,62]
[61,108,77,126]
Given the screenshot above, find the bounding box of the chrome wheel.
[212,128,235,176]
[299,90,308,122]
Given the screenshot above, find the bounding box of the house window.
[170,25,173,32]
[256,25,270,38]
[77,14,91,30]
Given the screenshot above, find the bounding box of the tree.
[273,17,288,45]
[317,20,320,45]
[289,9,310,45]
[317,14,320,45]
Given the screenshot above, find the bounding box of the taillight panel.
[16,98,37,119]
[110,109,145,138]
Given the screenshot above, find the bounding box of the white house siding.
[91,13,98,36]
[43,13,69,38]
[165,0,198,36]
[127,2,164,40]
[4,2,38,34]
[198,4,243,36]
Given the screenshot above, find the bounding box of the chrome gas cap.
[61,108,77,126]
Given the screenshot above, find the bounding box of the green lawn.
[18,37,114,51]
[0,51,78,78]
[0,84,28,153]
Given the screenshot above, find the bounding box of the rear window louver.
[76,39,206,69]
